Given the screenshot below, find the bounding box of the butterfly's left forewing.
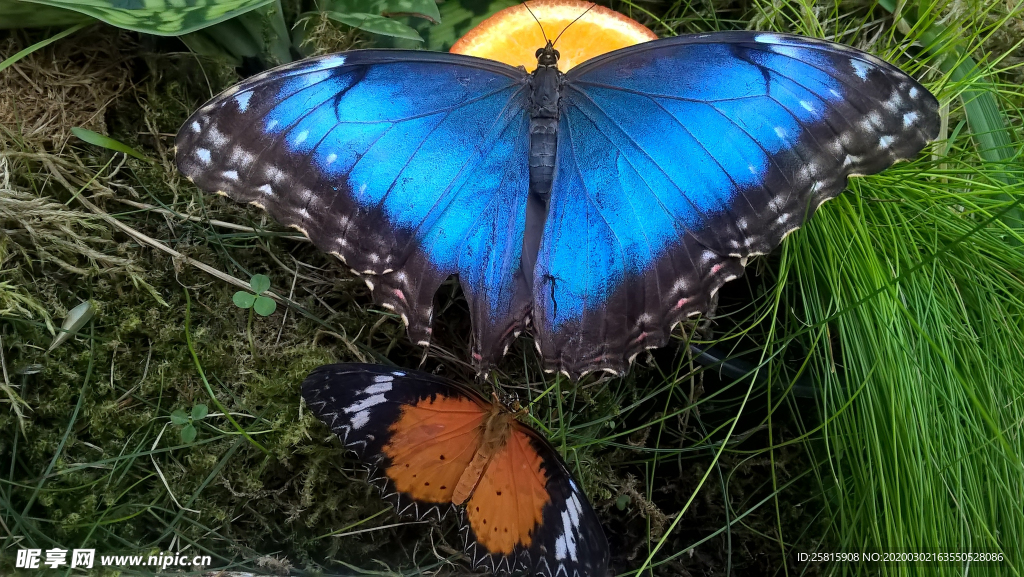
[535,33,940,376]
[177,52,534,367]
[301,364,490,520]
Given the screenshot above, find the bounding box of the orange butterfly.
[302,363,609,576]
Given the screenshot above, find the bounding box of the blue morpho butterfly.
[176,14,939,379]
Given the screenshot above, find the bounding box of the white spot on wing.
[903,111,919,127]
[363,382,392,395]
[235,91,253,112]
[345,394,387,414]
[851,59,871,80]
[196,149,211,164]
[294,130,309,145]
[223,170,239,180]
[754,33,782,43]
[350,409,370,430]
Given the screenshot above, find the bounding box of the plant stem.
[247,306,256,359]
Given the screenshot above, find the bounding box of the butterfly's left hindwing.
[534,32,940,376]
[177,52,534,366]
[301,364,609,576]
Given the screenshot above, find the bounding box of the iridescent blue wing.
[535,32,940,377]
[176,52,532,362]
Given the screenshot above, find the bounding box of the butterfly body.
[302,364,609,576]
[177,32,939,378]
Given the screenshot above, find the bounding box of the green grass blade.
[71,127,153,163]
[0,21,88,73]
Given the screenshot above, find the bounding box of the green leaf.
[233,291,256,309]
[191,404,209,421]
[180,423,197,444]
[253,295,277,316]
[327,11,423,41]
[21,0,275,36]
[180,18,260,66]
[184,2,293,66]
[47,301,96,352]
[390,0,516,52]
[71,127,152,163]
[323,0,386,15]
[249,274,271,294]
[170,409,189,426]
[0,1,93,30]
[382,0,440,23]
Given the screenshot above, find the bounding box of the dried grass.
[0,27,134,149]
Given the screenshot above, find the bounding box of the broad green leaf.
[249,274,271,294]
[323,0,386,15]
[170,409,189,425]
[181,423,197,444]
[382,0,440,23]
[71,127,152,162]
[47,301,96,352]
[327,11,423,40]
[233,291,256,309]
[180,15,263,65]
[387,0,515,51]
[253,295,277,316]
[0,2,91,30]
[191,404,209,421]
[21,0,275,36]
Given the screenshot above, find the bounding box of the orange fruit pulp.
[449,0,657,72]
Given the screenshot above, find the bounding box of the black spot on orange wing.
[383,395,487,503]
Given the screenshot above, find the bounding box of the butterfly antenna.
[552,2,596,46]
[523,2,550,45]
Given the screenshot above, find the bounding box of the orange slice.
[450,0,657,72]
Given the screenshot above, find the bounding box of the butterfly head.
[535,41,560,67]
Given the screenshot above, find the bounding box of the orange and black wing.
[303,364,609,576]
[301,363,491,522]
[462,422,610,577]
